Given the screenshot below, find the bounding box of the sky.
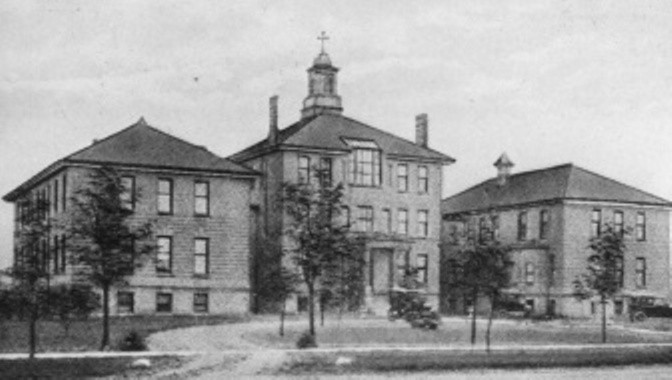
[1,0,672,269]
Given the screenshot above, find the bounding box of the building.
[229,46,455,314]
[440,155,672,318]
[3,119,258,315]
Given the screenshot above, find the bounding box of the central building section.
[230,44,455,314]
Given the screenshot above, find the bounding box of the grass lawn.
[0,355,191,379]
[244,317,672,349]
[0,314,247,353]
[278,345,672,375]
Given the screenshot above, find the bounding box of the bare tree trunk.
[486,294,496,353]
[308,282,316,336]
[29,300,37,359]
[320,293,325,327]
[280,297,286,337]
[101,284,110,351]
[470,287,478,346]
[601,294,607,344]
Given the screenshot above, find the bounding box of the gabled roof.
[442,163,671,215]
[229,114,455,163]
[3,118,257,202]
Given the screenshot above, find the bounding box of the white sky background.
[1,0,672,269]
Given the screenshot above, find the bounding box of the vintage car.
[387,287,441,329]
[623,291,672,322]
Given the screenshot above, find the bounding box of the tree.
[573,224,626,343]
[47,283,100,336]
[452,215,512,350]
[10,196,52,359]
[65,166,153,350]
[282,175,363,337]
[261,265,301,336]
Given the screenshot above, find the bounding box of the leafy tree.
[320,248,366,321]
[65,166,153,350]
[10,196,52,358]
[573,224,626,343]
[282,174,364,337]
[47,283,101,336]
[261,265,301,336]
[452,215,512,350]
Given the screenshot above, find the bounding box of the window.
[62,174,67,211]
[525,262,535,285]
[356,206,373,233]
[319,157,332,187]
[120,237,135,275]
[345,139,381,187]
[416,254,428,284]
[156,236,172,274]
[635,257,646,288]
[636,212,646,241]
[60,236,67,273]
[117,292,134,314]
[341,206,350,227]
[298,156,310,184]
[517,211,528,241]
[396,251,409,282]
[53,179,59,213]
[52,235,60,274]
[492,215,500,240]
[194,238,209,275]
[156,293,173,313]
[381,208,391,234]
[418,166,428,193]
[121,176,135,211]
[397,209,408,235]
[614,300,623,315]
[417,210,429,238]
[193,292,209,313]
[615,256,624,288]
[539,210,550,240]
[478,216,487,242]
[614,211,624,237]
[194,181,209,216]
[158,179,173,214]
[449,224,459,244]
[397,164,408,192]
[591,209,602,237]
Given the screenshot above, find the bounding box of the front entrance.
[370,248,393,294]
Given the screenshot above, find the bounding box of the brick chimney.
[415,113,428,148]
[268,95,279,145]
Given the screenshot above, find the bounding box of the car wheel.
[634,311,647,322]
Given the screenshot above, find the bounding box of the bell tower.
[301,32,343,119]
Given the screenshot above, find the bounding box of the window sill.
[348,184,382,189]
[193,274,210,279]
[194,214,210,218]
[158,212,173,216]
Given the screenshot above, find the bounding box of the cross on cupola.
[301,31,343,119]
[318,31,329,53]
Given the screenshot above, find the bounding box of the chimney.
[268,95,279,145]
[494,153,514,186]
[415,113,428,148]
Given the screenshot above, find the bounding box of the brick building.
[230,48,455,314]
[440,154,672,318]
[3,119,258,315]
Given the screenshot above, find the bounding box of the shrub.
[118,331,147,351]
[296,331,317,349]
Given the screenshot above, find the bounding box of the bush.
[118,331,147,351]
[296,331,317,349]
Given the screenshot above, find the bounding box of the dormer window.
[344,138,381,187]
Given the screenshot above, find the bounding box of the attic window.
[343,138,381,187]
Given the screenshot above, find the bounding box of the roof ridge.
[64,119,143,162]
[443,162,574,202]
[569,164,671,204]
[333,114,455,162]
